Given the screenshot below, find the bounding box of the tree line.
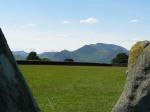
[26,51,128,65]
[26,51,74,62]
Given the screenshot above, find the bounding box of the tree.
[41,58,50,61]
[64,58,74,62]
[112,53,128,65]
[26,51,41,60]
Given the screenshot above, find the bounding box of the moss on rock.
[128,41,149,68]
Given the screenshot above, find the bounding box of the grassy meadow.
[19,65,126,112]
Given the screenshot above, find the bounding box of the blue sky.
[0,0,150,52]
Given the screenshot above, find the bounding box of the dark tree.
[112,53,128,65]
[26,51,41,60]
[64,58,74,62]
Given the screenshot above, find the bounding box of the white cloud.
[80,17,98,24]
[19,24,38,28]
[63,17,98,25]
[129,19,139,23]
[63,21,71,24]
[3,24,38,29]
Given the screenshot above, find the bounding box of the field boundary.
[17,60,127,67]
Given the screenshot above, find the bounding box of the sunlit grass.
[19,65,126,112]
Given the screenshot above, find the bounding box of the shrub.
[26,51,41,60]
[64,58,74,62]
[112,53,128,66]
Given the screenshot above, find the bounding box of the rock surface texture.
[112,41,150,112]
[0,28,40,112]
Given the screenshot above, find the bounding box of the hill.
[13,43,128,63]
[13,51,28,60]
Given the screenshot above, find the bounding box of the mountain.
[38,43,128,63]
[78,43,128,63]
[51,50,72,61]
[13,43,128,63]
[38,52,56,59]
[13,51,28,60]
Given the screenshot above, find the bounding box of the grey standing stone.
[0,28,40,112]
[112,41,150,112]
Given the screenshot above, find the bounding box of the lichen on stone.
[128,41,146,68]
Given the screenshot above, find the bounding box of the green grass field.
[19,65,126,112]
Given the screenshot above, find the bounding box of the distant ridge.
[13,51,28,60]
[13,43,128,63]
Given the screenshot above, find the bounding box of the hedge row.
[17,60,127,67]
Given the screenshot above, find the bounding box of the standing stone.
[112,41,150,112]
[0,28,40,112]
